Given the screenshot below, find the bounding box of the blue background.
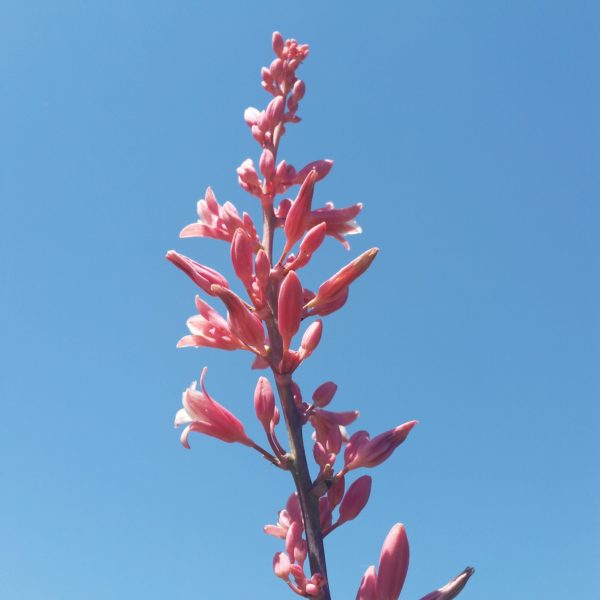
[1,2,598,598]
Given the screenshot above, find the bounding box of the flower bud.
[327,474,345,508]
[292,79,306,100]
[282,170,317,256]
[278,271,304,351]
[299,319,322,359]
[266,96,285,129]
[273,552,291,580]
[260,148,275,178]
[376,523,409,600]
[305,248,378,313]
[289,222,327,270]
[312,381,337,408]
[272,31,284,57]
[418,567,475,600]
[230,229,254,290]
[355,565,377,600]
[254,376,275,431]
[295,159,333,185]
[338,475,372,525]
[211,285,267,355]
[166,251,229,296]
[343,421,417,472]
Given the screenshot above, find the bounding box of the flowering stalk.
[167,32,473,599]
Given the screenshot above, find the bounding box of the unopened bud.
[338,475,372,525]
[278,271,304,351]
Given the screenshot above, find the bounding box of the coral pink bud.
[376,523,410,600]
[289,222,327,270]
[356,565,378,600]
[312,381,337,408]
[266,96,285,128]
[295,159,333,184]
[290,564,306,583]
[328,474,345,508]
[237,158,262,196]
[305,248,378,313]
[344,421,417,472]
[211,285,267,355]
[286,492,303,526]
[255,249,270,281]
[338,475,372,525]
[313,441,328,468]
[254,376,275,431]
[418,567,475,600]
[292,79,306,100]
[300,221,327,255]
[244,106,260,126]
[307,286,349,317]
[283,170,317,256]
[278,271,304,351]
[299,319,322,359]
[260,148,275,178]
[272,31,284,57]
[251,125,264,144]
[231,228,254,290]
[276,197,292,218]
[175,368,252,448]
[305,583,320,596]
[285,521,302,561]
[269,57,283,80]
[273,552,291,580]
[166,251,229,296]
[261,66,274,85]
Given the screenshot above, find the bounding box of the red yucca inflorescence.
[167,31,473,600]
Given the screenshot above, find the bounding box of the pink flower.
[418,567,475,600]
[278,271,304,351]
[338,475,372,526]
[343,421,418,472]
[177,295,246,351]
[254,376,275,432]
[175,368,252,448]
[376,523,410,600]
[355,565,377,600]
[180,186,259,246]
[298,319,322,360]
[282,170,318,258]
[273,552,291,580]
[294,159,333,185]
[312,381,337,408]
[211,285,268,356]
[308,201,363,249]
[305,248,378,315]
[287,222,327,270]
[230,228,255,292]
[237,158,263,198]
[166,250,229,296]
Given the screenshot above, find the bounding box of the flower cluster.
[167,32,472,599]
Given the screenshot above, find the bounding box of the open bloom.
[180,186,259,246]
[177,296,246,351]
[175,367,252,448]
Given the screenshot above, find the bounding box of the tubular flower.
[175,367,252,448]
[343,421,418,473]
[180,186,259,246]
[177,296,246,351]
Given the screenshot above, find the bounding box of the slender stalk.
[259,85,331,597]
[274,374,331,599]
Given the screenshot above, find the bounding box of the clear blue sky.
[1,2,598,598]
